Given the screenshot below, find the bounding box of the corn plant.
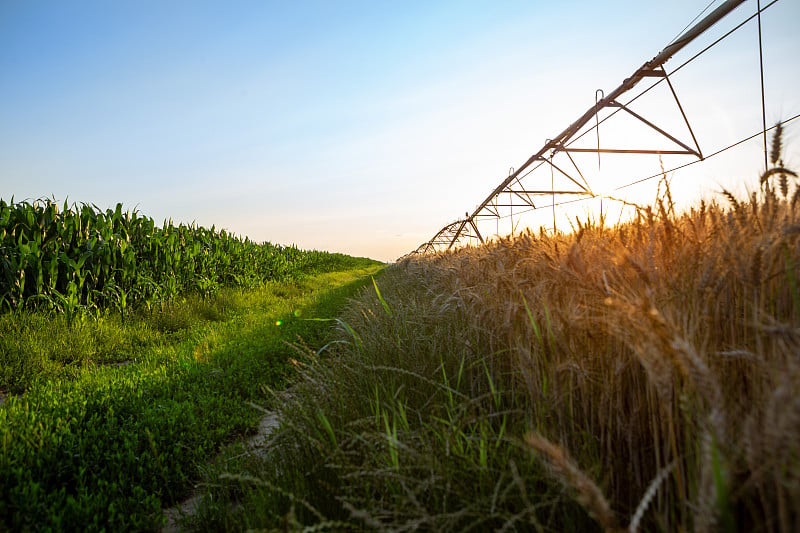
[0,198,363,320]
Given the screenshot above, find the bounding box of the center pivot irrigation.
[411,0,760,256]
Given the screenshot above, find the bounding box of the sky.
[1,1,799,262]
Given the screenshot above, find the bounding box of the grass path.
[162,411,282,532]
[0,263,383,532]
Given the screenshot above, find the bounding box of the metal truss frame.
[415,0,745,254]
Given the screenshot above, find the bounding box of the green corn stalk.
[0,197,353,316]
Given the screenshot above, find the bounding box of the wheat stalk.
[526,432,619,531]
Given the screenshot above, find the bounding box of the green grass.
[0,256,381,395]
[0,262,383,532]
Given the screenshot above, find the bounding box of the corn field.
[0,198,353,317]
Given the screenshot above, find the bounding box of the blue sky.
[2,1,799,261]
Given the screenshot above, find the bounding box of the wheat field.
[195,135,800,532]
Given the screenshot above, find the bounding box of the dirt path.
[161,411,281,532]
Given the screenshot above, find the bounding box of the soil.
[161,411,281,532]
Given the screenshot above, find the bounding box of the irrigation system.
[411,0,782,256]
